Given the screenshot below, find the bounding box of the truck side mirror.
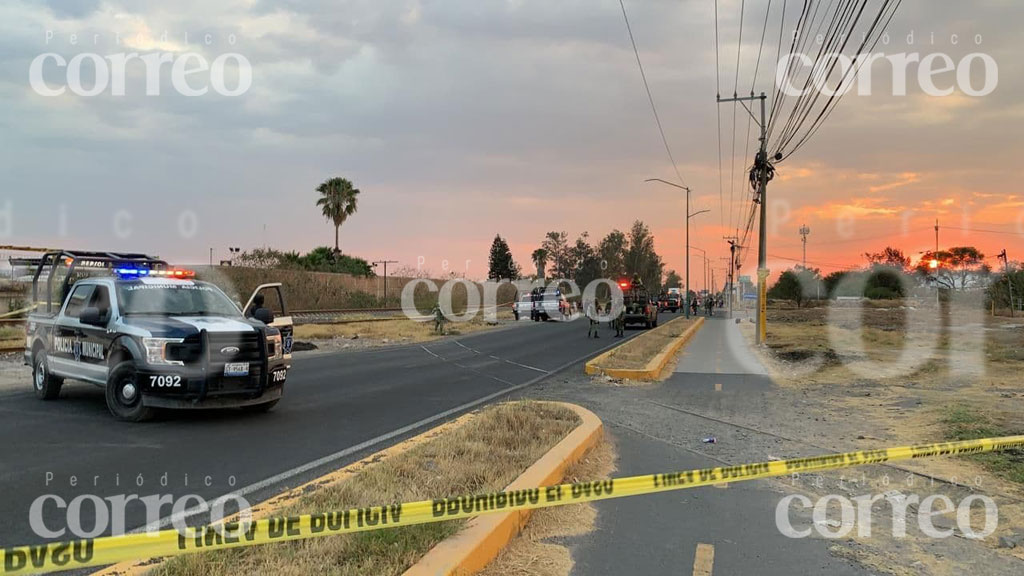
[80,307,107,327]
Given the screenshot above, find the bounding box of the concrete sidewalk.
[674,314,767,376]
[535,317,872,576]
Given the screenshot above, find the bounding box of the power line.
[768,253,858,270]
[715,0,725,231]
[945,226,1024,237]
[618,0,687,188]
[728,0,747,246]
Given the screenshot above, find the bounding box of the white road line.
[503,359,549,374]
[454,341,480,354]
[420,345,442,360]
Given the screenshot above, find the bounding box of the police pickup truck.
[24,251,292,421]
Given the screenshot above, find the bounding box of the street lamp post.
[692,247,709,294]
[644,179,708,319]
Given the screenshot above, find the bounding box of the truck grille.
[166,331,263,364]
[209,332,262,362]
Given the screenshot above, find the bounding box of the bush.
[235,246,373,277]
[865,286,901,300]
[864,267,906,299]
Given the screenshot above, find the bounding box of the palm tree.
[531,248,548,279]
[316,177,360,253]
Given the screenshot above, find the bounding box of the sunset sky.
[1,1,1021,286]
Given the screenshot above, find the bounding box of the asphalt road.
[0,312,665,548]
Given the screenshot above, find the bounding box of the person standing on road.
[586,299,601,339]
[614,300,625,337]
[705,297,714,317]
[432,302,446,335]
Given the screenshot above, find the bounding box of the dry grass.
[293,311,512,344]
[597,316,697,371]
[478,434,618,576]
[157,402,580,576]
[742,305,1024,489]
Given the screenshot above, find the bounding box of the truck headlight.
[142,337,184,366]
[267,333,283,360]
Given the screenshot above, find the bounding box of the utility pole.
[725,239,738,319]
[372,260,399,304]
[799,225,810,268]
[998,250,1015,318]
[935,219,939,253]
[718,91,770,344]
[209,248,213,267]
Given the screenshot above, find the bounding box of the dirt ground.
[735,303,1024,570]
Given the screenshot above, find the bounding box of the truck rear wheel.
[33,351,63,400]
[106,362,154,422]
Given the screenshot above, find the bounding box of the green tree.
[598,230,628,280]
[487,234,520,280]
[624,220,664,292]
[541,231,571,278]
[987,266,1024,311]
[531,248,548,279]
[570,233,602,287]
[768,270,804,306]
[864,246,910,270]
[864,266,906,299]
[316,177,360,253]
[914,246,985,290]
[663,269,682,290]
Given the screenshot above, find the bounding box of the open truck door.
[243,283,293,362]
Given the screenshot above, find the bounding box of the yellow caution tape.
[3,435,1023,574]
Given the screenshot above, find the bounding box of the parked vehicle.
[618,277,658,328]
[24,250,291,421]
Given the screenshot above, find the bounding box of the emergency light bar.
[115,267,195,278]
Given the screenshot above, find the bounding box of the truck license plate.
[224,362,250,377]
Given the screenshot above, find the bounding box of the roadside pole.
[686,187,691,319]
[644,179,706,320]
[717,92,769,344]
[999,250,1014,318]
[372,260,398,304]
[727,240,736,319]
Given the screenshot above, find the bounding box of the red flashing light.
[619,281,630,288]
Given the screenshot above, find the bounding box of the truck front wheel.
[33,351,63,400]
[106,362,154,422]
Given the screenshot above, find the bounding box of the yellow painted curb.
[584,316,705,380]
[403,402,604,576]
[91,412,479,576]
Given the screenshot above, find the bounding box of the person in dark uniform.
[586,299,600,338]
[614,298,625,337]
[246,293,275,324]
